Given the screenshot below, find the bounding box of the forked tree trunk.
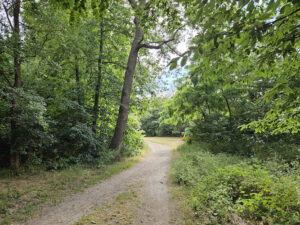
[10,0,21,170]
[92,21,104,133]
[109,17,142,154]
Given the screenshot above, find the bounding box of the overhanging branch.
[138,25,184,50]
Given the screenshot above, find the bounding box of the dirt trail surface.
[24,141,178,225]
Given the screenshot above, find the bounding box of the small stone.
[91,221,96,224]
[160,181,163,184]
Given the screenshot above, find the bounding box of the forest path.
[24,141,179,225]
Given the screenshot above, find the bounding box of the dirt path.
[24,141,178,225]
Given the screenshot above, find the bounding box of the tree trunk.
[109,17,142,155]
[75,55,81,104]
[222,90,232,125]
[10,0,21,170]
[92,21,104,133]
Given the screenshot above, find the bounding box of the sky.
[148,26,196,97]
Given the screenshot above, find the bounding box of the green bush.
[173,143,300,224]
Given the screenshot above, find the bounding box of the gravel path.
[24,141,178,225]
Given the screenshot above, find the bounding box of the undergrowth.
[173,143,300,225]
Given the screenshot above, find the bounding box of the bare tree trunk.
[109,17,142,154]
[10,0,21,170]
[92,21,104,133]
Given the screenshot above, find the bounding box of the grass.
[144,136,183,150]
[74,191,139,225]
[0,142,149,225]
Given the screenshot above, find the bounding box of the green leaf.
[170,61,178,70]
[181,55,188,67]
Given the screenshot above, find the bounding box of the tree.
[173,0,300,135]
[1,0,22,170]
[110,0,182,156]
[0,0,160,169]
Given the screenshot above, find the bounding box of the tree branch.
[25,33,49,58]
[3,3,13,30]
[0,68,13,87]
[166,43,189,57]
[267,8,300,26]
[138,25,184,50]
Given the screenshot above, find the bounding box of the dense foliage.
[0,0,163,170]
[140,97,185,137]
[163,0,300,157]
[173,143,300,224]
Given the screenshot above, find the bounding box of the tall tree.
[92,19,104,133]
[110,0,182,155]
[9,0,22,170]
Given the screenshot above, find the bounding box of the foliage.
[173,0,300,134]
[173,143,300,224]
[0,0,156,170]
[122,114,144,157]
[140,97,185,137]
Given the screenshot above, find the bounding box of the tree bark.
[10,0,21,170]
[92,21,104,133]
[109,16,142,154]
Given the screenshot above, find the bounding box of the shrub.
[173,143,300,224]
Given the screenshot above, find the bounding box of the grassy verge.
[74,191,139,225]
[0,142,149,225]
[144,137,182,150]
[172,142,300,225]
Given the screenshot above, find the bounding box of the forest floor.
[19,138,183,225]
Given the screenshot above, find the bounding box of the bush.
[173,143,300,224]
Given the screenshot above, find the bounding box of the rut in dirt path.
[24,141,178,225]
